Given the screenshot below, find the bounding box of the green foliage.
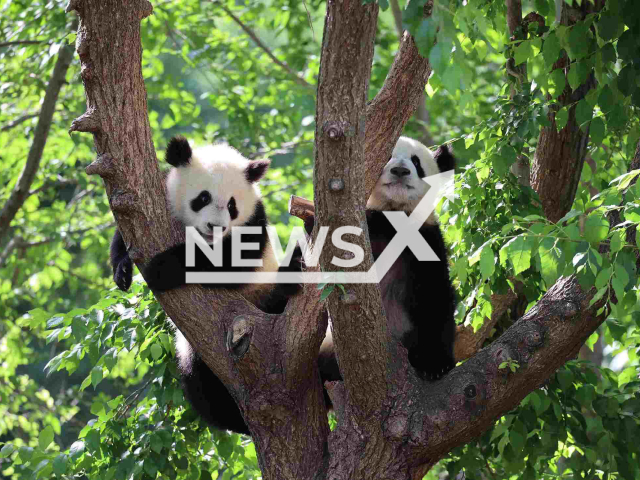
[1,0,639,478]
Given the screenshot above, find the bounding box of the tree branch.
[215,2,314,90]
[0,40,45,47]
[0,113,39,132]
[314,0,383,421]
[364,0,433,199]
[0,33,75,244]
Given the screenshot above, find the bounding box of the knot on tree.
[523,324,545,350]
[493,344,519,374]
[447,370,488,414]
[323,121,346,141]
[340,291,357,304]
[329,178,345,191]
[86,154,116,179]
[558,300,579,318]
[69,110,101,135]
[227,315,252,359]
[423,0,434,17]
[109,191,138,214]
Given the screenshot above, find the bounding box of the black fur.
[143,201,270,292]
[434,144,455,173]
[110,229,133,292]
[245,159,271,183]
[166,136,192,167]
[366,210,456,380]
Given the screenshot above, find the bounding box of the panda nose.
[207,223,227,232]
[390,167,411,177]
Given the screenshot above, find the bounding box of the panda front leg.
[405,320,456,381]
[110,229,134,291]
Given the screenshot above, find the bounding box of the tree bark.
[530,3,602,222]
[68,2,327,478]
[0,30,75,243]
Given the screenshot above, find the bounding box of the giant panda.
[317,136,457,385]
[109,136,303,434]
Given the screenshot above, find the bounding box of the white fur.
[165,142,279,295]
[166,144,262,243]
[367,136,441,224]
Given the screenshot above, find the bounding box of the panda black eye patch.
[411,155,426,178]
[228,197,238,220]
[190,190,211,212]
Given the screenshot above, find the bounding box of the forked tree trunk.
[69,1,616,478]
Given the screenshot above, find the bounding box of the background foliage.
[0,0,638,478]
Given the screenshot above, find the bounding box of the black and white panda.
[318,136,457,384]
[110,136,302,434]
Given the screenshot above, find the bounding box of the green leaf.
[584,214,609,244]
[52,454,68,476]
[598,85,614,113]
[597,11,620,41]
[589,117,606,146]
[543,33,561,67]
[594,267,611,289]
[69,441,85,461]
[500,235,534,275]
[617,64,636,96]
[90,401,105,415]
[90,366,103,389]
[609,229,624,252]
[509,430,525,452]
[320,284,335,302]
[39,425,54,450]
[555,107,569,131]
[549,68,566,99]
[479,247,495,279]
[514,40,532,66]
[574,99,593,128]
[616,30,637,63]
[0,444,15,458]
[150,343,163,360]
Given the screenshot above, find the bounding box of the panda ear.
[245,159,271,183]
[165,136,192,167]
[434,144,456,172]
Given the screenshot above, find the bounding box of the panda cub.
[318,136,457,384]
[110,136,302,434]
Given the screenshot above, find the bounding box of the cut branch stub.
[227,315,253,358]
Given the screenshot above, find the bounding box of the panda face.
[367,136,441,216]
[165,142,269,244]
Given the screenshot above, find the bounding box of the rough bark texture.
[364,1,433,199]
[530,2,603,222]
[0,32,75,243]
[315,0,383,419]
[68,2,327,478]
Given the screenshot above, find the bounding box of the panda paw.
[409,347,455,381]
[113,256,133,292]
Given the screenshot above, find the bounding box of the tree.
[1,0,639,479]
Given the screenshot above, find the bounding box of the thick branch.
[0,35,75,243]
[216,3,314,90]
[314,0,383,422]
[394,275,606,475]
[364,2,433,199]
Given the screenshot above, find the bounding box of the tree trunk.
[530,3,603,222]
[0,27,75,243]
